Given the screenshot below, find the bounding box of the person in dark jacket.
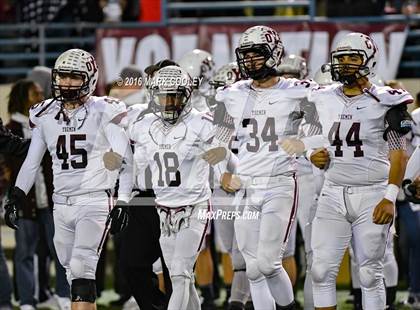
[4,79,70,310]
[0,98,30,310]
[0,118,29,156]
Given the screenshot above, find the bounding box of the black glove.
[403,179,420,204]
[106,200,129,235]
[4,187,25,230]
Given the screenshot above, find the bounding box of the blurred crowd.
[0,0,419,23]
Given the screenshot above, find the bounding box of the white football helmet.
[52,49,98,102]
[235,25,284,80]
[313,64,336,86]
[206,62,242,110]
[330,32,378,85]
[277,54,308,79]
[178,49,215,93]
[150,65,193,125]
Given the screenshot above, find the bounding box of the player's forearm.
[226,152,238,173]
[300,134,325,151]
[104,123,134,202]
[388,149,408,187]
[104,123,132,160]
[213,151,238,181]
[118,167,134,202]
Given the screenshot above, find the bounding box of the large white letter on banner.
[212,33,230,69]
[308,31,329,78]
[371,31,407,80]
[172,34,198,62]
[135,34,170,71]
[281,31,311,57]
[101,37,136,83]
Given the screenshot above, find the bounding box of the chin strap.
[55,103,71,125]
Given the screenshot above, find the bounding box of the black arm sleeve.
[383,104,412,141]
[0,119,30,157]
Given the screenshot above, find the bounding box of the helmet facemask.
[52,69,91,103]
[330,50,372,86]
[236,44,280,80]
[152,86,192,125]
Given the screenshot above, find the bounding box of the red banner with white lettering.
[96,23,407,93]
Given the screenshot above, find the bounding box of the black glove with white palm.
[403,178,420,204]
[4,187,26,230]
[106,200,129,235]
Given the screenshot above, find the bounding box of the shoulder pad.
[98,96,127,126]
[373,86,414,107]
[291,79,317,89]
[308,84,339,102]
[215,80,251,101]
[29,99,57,128]
[280,78,317,99]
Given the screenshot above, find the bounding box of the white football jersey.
[215,78,316,177]
[308,84,413,186]
[125,103,153,190]
[28,96,127,196]
[130,110,215,207]
[125,103,150,132]
[191,90,210,112]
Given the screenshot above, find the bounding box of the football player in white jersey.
[178,49,215,112]
[3,49,133,310]
[179,49,221,309]
[349,72,399,310]
[305,33,413,310]
[130,65,235,310]
[214,25,320,310]
[208,63,251,310]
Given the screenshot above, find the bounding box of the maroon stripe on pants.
[97,190,113,253]
[197,200,211,252]
[283,174,298,243]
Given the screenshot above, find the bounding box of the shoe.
[0,304,13,310]
[55,295,71,310]
[111,295,131,306]
[401,293,420,310]
[228,301,245,310]
[20,305,36,310]
[37,295,59,310]
[244,300,254,310]
[122,296,140,310]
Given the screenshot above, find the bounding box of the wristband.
[384,184,399,203]
[305,149,315,161]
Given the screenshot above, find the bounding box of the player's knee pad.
[359,264,383,289]
[311,262,335,285]
[257,255,279,277]
[246,259,263,282]
[69,255,97,279]
[71,278,96,303]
